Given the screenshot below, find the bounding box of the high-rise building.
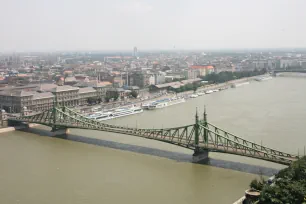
[133,47,138,57]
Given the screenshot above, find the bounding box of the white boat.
[86,111,104,119]
[205,90,214,94]
[255,76,273,81]
[197,92,205,96]
[148,97,185,110]
[87,106,143,121]
[232,82,250,88]
[212,89,219,92]
[141,103,151,110]
[190,94,198,98]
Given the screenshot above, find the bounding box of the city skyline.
[1,0,306,52]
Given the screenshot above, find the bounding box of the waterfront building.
[51,85,79,107]
[74,80,112,100]
[0,90,54,113]
[78,87,97,106]
[188,65,214,79]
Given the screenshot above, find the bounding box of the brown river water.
[0,77,305,204]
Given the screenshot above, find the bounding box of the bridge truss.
[9,106,299,165]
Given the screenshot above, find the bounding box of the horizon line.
[1,47,306,54]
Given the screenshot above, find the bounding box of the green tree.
[87,97,97,104]
[130,90,138,98]
[192,83,198,93]
[252,156,306,204]
[185,84,193,90]
[113,91,119,101]
[250,178,265,191]
[202,69,265,84]
[104,96,110,103]
[64,72,69,78]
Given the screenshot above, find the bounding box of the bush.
[253,156,306,204]
[250,179,264,191]
[130,90,138,98]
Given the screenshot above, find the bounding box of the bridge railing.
[9,106,298,165]
[198,124,296,164]
[205,122,298,159]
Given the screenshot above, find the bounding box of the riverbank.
[137,74,268,108]
[242,156,306,204]
[276,72,306,77]
[232,196,245,204]
[84,74,269,114]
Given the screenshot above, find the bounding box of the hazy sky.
[1,0,306,51]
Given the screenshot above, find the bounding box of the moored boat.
[255,76,273,81]
[87,106,143,121]
[147,97,185,110]
[205,90,214,94]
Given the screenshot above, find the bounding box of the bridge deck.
[8,106,299,165]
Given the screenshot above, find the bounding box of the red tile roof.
[190,65,214,69]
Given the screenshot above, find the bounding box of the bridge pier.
[51,128,70,136]
[192,148,209,163]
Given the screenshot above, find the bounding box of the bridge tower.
[192,108,209,163]
[51,96,69,136]
[203,106,208,144]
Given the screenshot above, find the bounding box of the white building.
[149,75,155,85]
[280,59,300,69]
[155,72,166,85]
[148,72,166,85]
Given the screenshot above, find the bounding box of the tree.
[202,69,265,84]
[87,97,97,104]
[104,96,110,103]
[113,91,119,101]
[250,178,265,191]
[64,72,69,78]
[106,90,120,101]
[130,90,138,98]
[251,156,306,204]
[192,83,198,93]
[162,65,171,72]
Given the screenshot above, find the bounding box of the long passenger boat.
[86,106,143,121]
[143,97,186,110]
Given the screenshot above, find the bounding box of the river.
[0,77,305,204]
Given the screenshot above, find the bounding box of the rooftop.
[154,82,181,89]
[65,76,77,82]
[181,78,202,84]
[51,85,79,93]
[0,90,36,97]
[190,65,214,69]
[32,92,54,100]
[79,87,96,94]
[0,90,53,100]
[74,80,112,88]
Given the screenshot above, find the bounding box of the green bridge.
[9,105,299,165]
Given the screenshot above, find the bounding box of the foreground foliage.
[250,156,306,204]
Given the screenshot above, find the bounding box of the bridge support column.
[51,128,69,136]
[192,148,209,163]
